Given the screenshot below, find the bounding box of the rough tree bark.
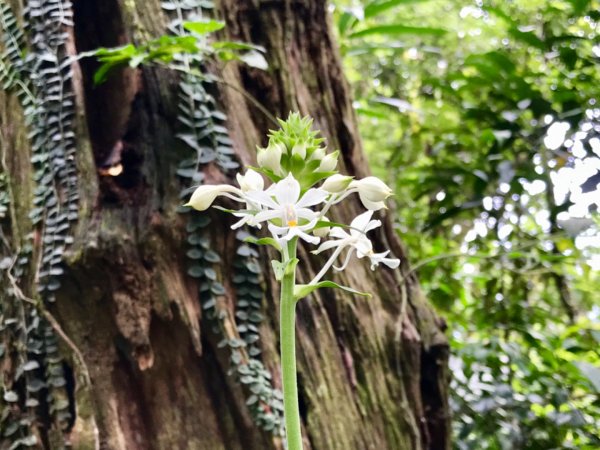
[0,0,450,449]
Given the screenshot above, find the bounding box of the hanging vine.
[0,0,25,92]
[0,0,78,446]
[25,0,79,301]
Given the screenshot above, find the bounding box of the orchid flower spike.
[185,114,402,450]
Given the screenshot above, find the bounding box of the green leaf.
[364,0,433,18]
[271,260,286,281]
[355,107,389,119]
[574,362,600,393]
[19,435,37,446]
[299,170,336,189]
[294,281,371,300]
[338,10,360,36]
[187,265,204,278]
[22,360,39,371]
[204,250,221,263]
[3,390,18,402]
[82,44,139,84]
[94,61,124,84]
[212,41,265,52]
[314,220,347,230]
[183,20,225,35]
[244,236,281,250]
[508,27,545,50]
[271,258,298,281]
[349,25,447,39]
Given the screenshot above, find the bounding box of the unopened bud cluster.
[254,114,342,190]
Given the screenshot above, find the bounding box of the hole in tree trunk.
[73,0,143,202]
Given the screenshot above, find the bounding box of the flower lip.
[284,204,298,227]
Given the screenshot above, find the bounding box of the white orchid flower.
[319,175,392,214]
[185,116,403,450]
[318,151,339,172]
[230,169,267,229]
[257,142,284,174]
[358,197,387,211]
[321,174,353,194]
[309,147,325,161]
[236,169,264,192]
[186,184,245,211]
[349,177,393,210]
[310,211,399,283]
[366,250,400,270]
[245,174,328,244]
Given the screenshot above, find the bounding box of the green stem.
[280,240,303,450]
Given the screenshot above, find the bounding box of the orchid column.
[186,114,400,450]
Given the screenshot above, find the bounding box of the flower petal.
[296,207,319,221]
[381,257,400,269]
[313,239,344,254]
[358,194,386,211]
[231,215,250,230]
[296,229,320,245]
[246,190,279,209]
[296,188,328,208]
[253,209,282,224]
[333,248,354,271]
[329,227,350,239]
[354,237,373,257]
[267,222,288,235]
[363,219,382,233]
[274,174,301,205]
[368,251,400,270]
[350,211,374,232]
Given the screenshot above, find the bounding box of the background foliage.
[333,0,600,448]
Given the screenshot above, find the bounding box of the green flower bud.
[310,147,326,161]
[291,142,307,159]
[318,151,339,172]
[257,142,283,174]
[322,174,353,193]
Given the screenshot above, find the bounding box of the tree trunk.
[0,0,450,449]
